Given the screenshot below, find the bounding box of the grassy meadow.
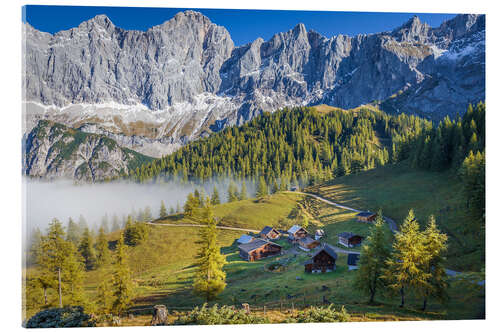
[101,190,481,322]
[24,172,485,324]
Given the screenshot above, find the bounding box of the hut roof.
[237,234,254,244]
[288,225,306,235]
[357,211,375,217]
[312,244,338,260]
[238,239,281,254]
[338,232,355,238]
[260,226,278,236]
[299,237,318,246]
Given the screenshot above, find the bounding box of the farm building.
[237,234,254,244]
[315,229,325,240]
[356,211,377,222]
[298,237,320,251]
[259,226,280,240]
[304,244,338,273]
[347,253,360,270]
[238,239,282,262]
[338,232,364,248]
[287,225,308,242]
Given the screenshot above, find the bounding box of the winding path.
[285,191,362,214]
[286,190,399,233]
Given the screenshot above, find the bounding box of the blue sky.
[23,5,457,46]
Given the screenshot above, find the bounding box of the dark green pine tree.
[95,227,111,269]
[159,200,168,219]
[271,179,279,194]
[227,181,239,202]
[192,203,227,302]
[239,181,248,200]
[184,193,200,218]
[78,227,97,271]
[111,233,134,316]
[211,186,221,205]
[421,215,449,311]
[256,176,268,198]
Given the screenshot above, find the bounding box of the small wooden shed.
[259,226,280,240]
[356,211,377,222]
[338,232,364,248]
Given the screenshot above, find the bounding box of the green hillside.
[309,160,483,271]
[128,106,430,183]
[108,193,483,321]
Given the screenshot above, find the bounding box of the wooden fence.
[131,291,336,316]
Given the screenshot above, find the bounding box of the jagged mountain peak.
[153,10,215,31]
[292,22,307,36]
[75,14,115,32]
[435,13,485,39]
[391,15,430,42]
[175,9,211,20]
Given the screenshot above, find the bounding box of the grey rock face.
[24,120,152,181]
[23,11,485,159]
[24,11,234,109]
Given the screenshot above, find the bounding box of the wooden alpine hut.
[259,226,280,240]
[304,244,338,273]
[238,239,282,262]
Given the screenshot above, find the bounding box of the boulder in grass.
[151,305,168,326]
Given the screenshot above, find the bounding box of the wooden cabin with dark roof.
[304,244,338,273]
[338,232,364,248]
[287,225,308,242]
[259,226,280,240]
[238,239,282,262]
[356,211,377,223]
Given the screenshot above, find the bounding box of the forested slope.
[129,106,431,185]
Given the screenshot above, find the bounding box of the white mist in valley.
[23,177,256,241]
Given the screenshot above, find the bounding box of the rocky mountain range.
[22,11,485,179]
[24,120,153,181]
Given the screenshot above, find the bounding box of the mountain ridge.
[23,11,485,161]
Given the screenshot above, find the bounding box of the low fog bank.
[23,177,256,241]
